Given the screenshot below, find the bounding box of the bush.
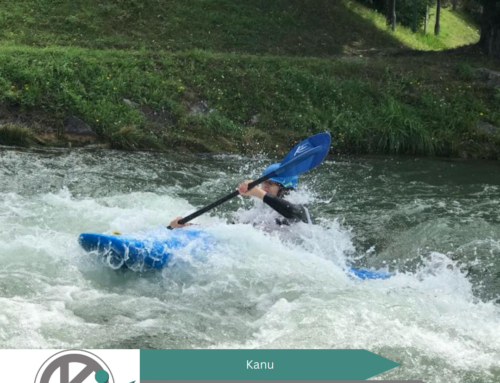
[455,62,475,80]
[107,125,160,151]
[373,97,436,154]
[0,124,35,146]
[494,87,500,104]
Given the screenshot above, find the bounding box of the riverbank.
[0,45,499,158]
[2,0,498,158]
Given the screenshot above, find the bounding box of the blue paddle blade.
[275,132,331,177]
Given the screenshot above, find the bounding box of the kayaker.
[169,163,311,228]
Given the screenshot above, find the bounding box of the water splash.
[1,148,499,382]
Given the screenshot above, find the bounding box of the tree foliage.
[359,0,435,29]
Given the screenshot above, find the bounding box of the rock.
[63,116,97,137]
[189,100,213,116]
[123,98,140,109]
[34,136,47,145]
[475,68,500,87]
[250,114,260,125]
[478,121,500,135]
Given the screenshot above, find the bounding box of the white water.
[0,148,499,383]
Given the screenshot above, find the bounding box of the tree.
[412,0,418,32]
[435,0,442,35]
[391,0,397,31]
[424,4,429,33]
[479,0,500,58]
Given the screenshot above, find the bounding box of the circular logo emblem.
[35,350,114,383]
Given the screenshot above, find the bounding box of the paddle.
[169,132,331,228]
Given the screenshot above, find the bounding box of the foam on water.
[1,148,499,382]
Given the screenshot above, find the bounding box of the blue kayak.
[78,227,392,279]
[78,227,212,271]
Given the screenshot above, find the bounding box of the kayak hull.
[78,227,211,271]
[78,227,392,279]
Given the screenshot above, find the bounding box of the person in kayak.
[169,163,311,228]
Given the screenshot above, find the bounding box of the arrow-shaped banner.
[140,349,399,381]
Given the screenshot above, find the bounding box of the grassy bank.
[0,0,400,56]
[0,0,480,55]
[1,45,499,157]
[0,0,498,158]
[346,1,480,51]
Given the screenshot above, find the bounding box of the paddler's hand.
[169,216,192,229]
[237,180,266,200]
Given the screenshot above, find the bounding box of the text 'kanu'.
[247,360,274,369]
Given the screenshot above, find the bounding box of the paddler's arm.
[237,180,309,223]
[262,194,309,223]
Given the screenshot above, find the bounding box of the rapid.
[0,147,499,383]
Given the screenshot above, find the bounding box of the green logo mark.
[95,370,109,383]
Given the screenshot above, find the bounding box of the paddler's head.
[261,163,298,198]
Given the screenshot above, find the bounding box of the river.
[0,147,499,383]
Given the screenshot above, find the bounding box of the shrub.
[0,124,35,146]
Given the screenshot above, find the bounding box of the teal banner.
[140,349,399,380]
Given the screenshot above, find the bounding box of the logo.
[35,350,115,383]
[294,143,311,156]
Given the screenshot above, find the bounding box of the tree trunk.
[412,0,417,32]
[424,5,429,34]
[452,0,457,11]
[392,0,397,31]
[435,0,441,36]
[479,0,500,58]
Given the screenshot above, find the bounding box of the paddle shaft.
[175,145,323,226]
[177,174,270,225]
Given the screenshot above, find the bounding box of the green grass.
[0,0,405,56]
[0,0,479,55]
[345,1,480,50]
[0,45,498,157]
[108,125,161,151]
[0,0,496,158]
[0,123,35,146]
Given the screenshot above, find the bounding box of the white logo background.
[0,349,139,383]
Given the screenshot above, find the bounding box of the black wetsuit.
[263,193,310,225]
